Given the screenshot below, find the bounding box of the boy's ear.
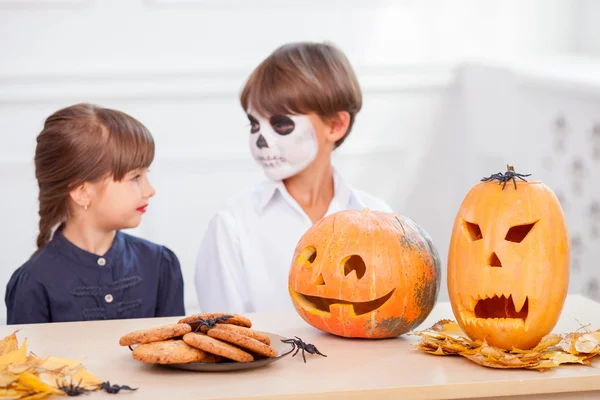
[69,183,91,209]
[326,111,351,144]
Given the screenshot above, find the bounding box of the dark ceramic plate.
[164,332,294,372]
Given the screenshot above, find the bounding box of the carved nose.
[256,134,269,149]
[488,252,502,267]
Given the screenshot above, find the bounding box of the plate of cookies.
[119,313,295,372]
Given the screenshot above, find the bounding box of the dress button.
[105,294,113,303]
[97,257,106,266]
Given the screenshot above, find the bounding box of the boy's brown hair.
[34,103,154,249]
[240,41,362,149]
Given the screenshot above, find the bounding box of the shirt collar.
[254,167,355,215]
[50,228,125,267]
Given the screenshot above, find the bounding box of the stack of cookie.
[119,313,279,365]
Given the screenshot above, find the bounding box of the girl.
[5,103,185,324]
[194,41,393,314]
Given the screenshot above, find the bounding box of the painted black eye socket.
[247,115,259,134]
[270,115,295,135]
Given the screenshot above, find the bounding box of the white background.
[1,0,600,323]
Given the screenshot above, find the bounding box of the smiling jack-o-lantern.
[288,208,441,339]
[448,165,570,350]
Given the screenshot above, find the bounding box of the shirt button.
[97,257,106,266]
[105,294,113,303]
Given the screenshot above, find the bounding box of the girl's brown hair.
[240,41,362,149]
[34,103,154,249]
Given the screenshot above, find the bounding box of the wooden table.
[2,294,600,400]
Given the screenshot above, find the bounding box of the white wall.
[573,0,600,56]
[0,0,593,323]
[458,56,600,302]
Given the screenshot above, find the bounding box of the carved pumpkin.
[288,208,441,339]
[447,165,570,350]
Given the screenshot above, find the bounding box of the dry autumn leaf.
[0,330,132,398]
[410,319,600,371]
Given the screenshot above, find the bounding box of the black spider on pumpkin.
[98,381,138,394]
[281,336,327,363]
[480,164,531,190]
[188,315,234,332]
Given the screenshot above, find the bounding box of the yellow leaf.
[429,319,454,331]
[412,318,600,371]
[574,332,600,354]
[0,387,32,399]
[69,367,102,390]
[547,351,587,364]
[0,372,19,388]
[532,334,562,352]
[0,333,19,357]
[37,357,82,373]
[480,345,505,360]
[6,359,43,375]
[19,393,51,400]
[17,372,61,395]
[0,340,27,368]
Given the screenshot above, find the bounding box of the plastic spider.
[189,315,233,332]
[57,379,91,397]
[98,381,137,394]
[480,164,531,190]
[281,336,327,363]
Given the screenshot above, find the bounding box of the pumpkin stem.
[480,164,531,190]
[361,208,372,215]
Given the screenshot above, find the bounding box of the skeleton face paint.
[247,106,318,181]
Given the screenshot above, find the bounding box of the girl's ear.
[69,183,91,209]
[325,111,351,144]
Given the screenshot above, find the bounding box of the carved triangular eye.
[463,220,482,241]
[505,221,537,243]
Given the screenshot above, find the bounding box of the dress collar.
[50,228,125,268]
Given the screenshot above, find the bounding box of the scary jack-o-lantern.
[288,208,441,339]
[448,165,570,351]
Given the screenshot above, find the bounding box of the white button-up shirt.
[194,169,393,314]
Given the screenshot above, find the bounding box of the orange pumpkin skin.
[288,209,441,339]
[448,173,570,351]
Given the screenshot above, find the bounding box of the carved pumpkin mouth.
[460,294,529,329]
[290,288,395,316]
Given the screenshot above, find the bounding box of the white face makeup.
[247,106,318,181]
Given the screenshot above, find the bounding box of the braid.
[35,188,64,250]
[36,214,54,249]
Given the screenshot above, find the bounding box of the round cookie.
[119,323,191,347]
[207,328,278,358]
[182,332,254,362]
[207,323,271,345]
[132,340,208,364]
[178,313,252,333]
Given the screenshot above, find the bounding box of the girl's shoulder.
[6,245,55,292]
[117,231,180,265]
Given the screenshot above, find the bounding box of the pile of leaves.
[0,331,136,398]
[410,319,600,370]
